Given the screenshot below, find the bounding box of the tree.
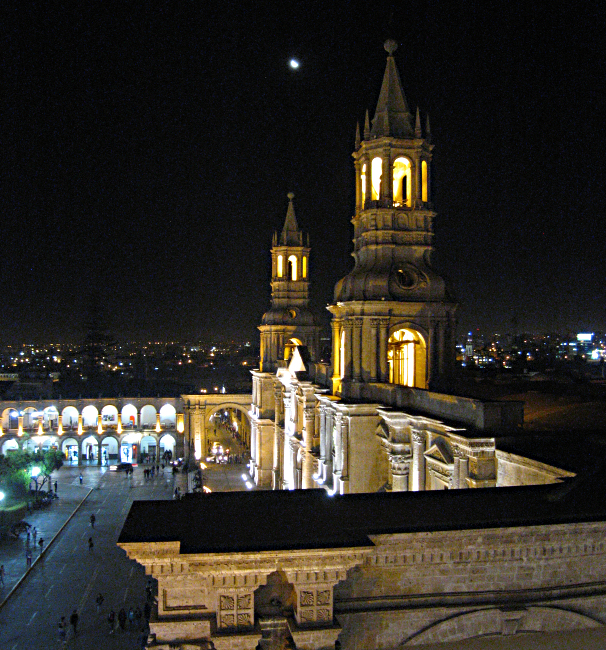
[0,449,63,504]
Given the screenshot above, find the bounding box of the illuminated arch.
[140,405,157,428]
[361,163,367,205]
[22,407,37,430]
[288,255,298,281]
[82,435,98,461]
[2,438,19,454]
[101,405,118,427]
[159,404,176,428]
[339,329,345,379]
[284,337,303,362]
[371,157,382,200]
[302,255,307,279]
[393,157,412,207]
[387,328,426,388]
[81,405,98,428]
[421,160,428,202]
[277,254,284,277]
[121,404,138,428]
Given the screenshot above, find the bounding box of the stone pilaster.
[390,454,410,492]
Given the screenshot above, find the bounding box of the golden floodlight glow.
[37,420,44,435]
[288,254,298,281]
[117,419,123,434]
[78,416,83,435]
[393,157,411,207]
[371,156,382,200]
[57,421,63,436]
[277,254,283,277]
[176,414,184,433]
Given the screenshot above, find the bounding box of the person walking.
[58,616,67,643]
[32,526,37,542]
[70,609,79,637]
[90,513,96,528]
[118,607,127,632]
[54,480,58,494]
[38,537,44,553]
[107,609,116,634]
[79,473,83,484]
[88,536,94,552]
[96,592,104,613]
[26,549,32,567]
[128,606,135,627]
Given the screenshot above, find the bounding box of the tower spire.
[280,192,302,246]
[370,40,414,138]
[415,107,422,138]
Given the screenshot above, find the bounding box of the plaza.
[0,459,253,649]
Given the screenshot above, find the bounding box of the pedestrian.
[107,609,115,634]
[26,549,32,567]
[58,616,67,643]
[0,564,5,587]
[88,536,94,551]
[27,528,31,542]
[32,526,37,542]
[54,480,58,493]
[70,609,79,636]
[90,513,96,528]
[38,537,44,552]
[79,473,83,484]
[96,592,104,612]
[118,607,127,631]
[128,606,135,627]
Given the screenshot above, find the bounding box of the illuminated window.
[421,160,428,202]
[339,329,345,379]
[371,157,382,200]
[302,256,307,279]
[393,157,412,207]
[277,255,283,277]
[387,328,425,387]
[288,255,298,281]
[361,163,367,206]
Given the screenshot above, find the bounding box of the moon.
[289,59,300,69]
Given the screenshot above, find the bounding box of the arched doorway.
[140,435,157,463]
[102,436,119,464]
[82,405,98,429]
[121,404,138,429]
[82,435,98,463]
[159,404,176,429]
[120,433,140,464]
[62,406,79,432]
[62,437,79,464]
[140,405,157,429]
[159,434,176,462]
[2,438,19,454]
[387,328,427,388]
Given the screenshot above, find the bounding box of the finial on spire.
[355,122,361,148]
[384,39,398,56]
[415,107,422,138]
[287,191,295,201]
[364,110,371,139]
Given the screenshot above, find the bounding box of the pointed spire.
[425,113,431,142]
[355,121,361,149]
[363,110,371,139]
[370,40,413,138]
[415,107,422,138]
[280,192,303,246]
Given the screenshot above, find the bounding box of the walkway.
[0,461,254,648]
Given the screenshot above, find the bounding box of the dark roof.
[119,471,606,554]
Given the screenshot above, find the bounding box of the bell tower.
[329,40,457,395]
[259,192,320,373]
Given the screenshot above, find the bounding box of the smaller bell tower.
[258,193,320,373]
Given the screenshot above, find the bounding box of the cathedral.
[120,41,606,649]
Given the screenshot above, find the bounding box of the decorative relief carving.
[317,590,330,605]
[300,610,315,623]
[220,595,234,610]
[221,614,235,628]
[237,613,251,627]
[317,609,330,621]
[301,591,314,606]
[238,594,251,609]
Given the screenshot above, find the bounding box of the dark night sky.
[2,1,604,344]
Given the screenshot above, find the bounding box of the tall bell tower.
[329,40,457,395]
[259,192,320,373]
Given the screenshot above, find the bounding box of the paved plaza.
[0,459,254,649]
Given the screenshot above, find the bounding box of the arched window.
[277,255,284,278]
[361,163,367,206]
[387,328,426,388]
[302,256,307,279]
[288,255,298,281]
[421,160,428,202]
[371,157,382,200]
[339,329,345,379]
[393,157,412,207]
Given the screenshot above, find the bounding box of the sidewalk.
[0,466,92,610]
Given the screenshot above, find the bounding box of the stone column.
[459,456,469,489]
[411,430,426,491]
[272,383,283,490]
[379,319,389,383]
[369,318,379,382]
[382,148,392,204]
[352,318,362,381]
[302,406,315,490]
[97,440,102,466]
[340,417,349,485]
[354,159,362,211]
[452,449,461,489]
[343,319,353,380]
[390,454,410,491]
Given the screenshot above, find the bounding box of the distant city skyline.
[2,2,603,342]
